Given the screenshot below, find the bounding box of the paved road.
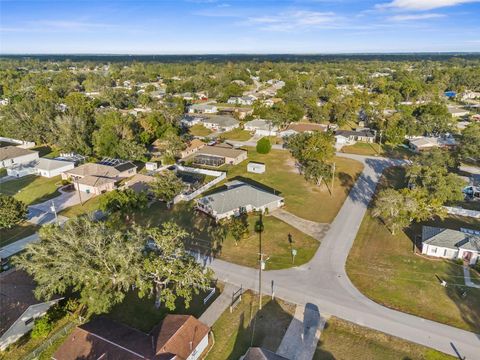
[206,154,480,359]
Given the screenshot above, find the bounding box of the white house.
[247,162,266,174]
[180,115,205,127]
[145,161,158,171]
[422,226,480,265]
[201,115,240,132]
[35,158,75,178]
[0,270,62,351]
[187,103,218,114]
[0,146,39,169]
[408,136,457,153]
[196,181,284,221]
[53,315,209,360]
[227,95,257,106]
[244,119,278,136]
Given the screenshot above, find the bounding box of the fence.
[173,166,226,204]
[444,206,480,219]
[230,285,243,313]
[23,321,76,360]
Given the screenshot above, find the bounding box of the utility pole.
[255,213,265,310]
[331,162,336,194]
[75,177,83,206]
[50,201,58,225]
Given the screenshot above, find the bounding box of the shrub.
[256,137,272,154]
[31,315,52,339]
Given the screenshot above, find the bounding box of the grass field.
[207,291,295,360]
[341,142,413,159]
[0,221,40,247]
[221,148,364,223]
[346,167,480,333]
[189,124,213,137]
[107,282,223,333]
[133,201,319,270]
[0,175,61,205]
[58,194,104,218]
[314,317,454,360]
[219,128,252,141]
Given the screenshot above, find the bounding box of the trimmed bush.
[256,137,272,154]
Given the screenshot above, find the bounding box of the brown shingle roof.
[0,146,38,161]
[65,163,121,178]
[153,315,210,359]
[53,315,209,360]
[287,123,327,133]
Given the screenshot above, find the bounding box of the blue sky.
[1,0,479,54]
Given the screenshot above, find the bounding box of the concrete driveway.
[206,154,480,359]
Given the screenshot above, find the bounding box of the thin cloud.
[389,13,446,20]
[247,10,339,31]
[377,0,480,11]
[32,20,113,30]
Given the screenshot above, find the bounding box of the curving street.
[207,153,480,359]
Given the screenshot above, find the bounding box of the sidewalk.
[199,282,237,327]
[463,265,480,289]
[276,304,329,360]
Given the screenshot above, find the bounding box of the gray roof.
[422,226,480,252]
[36,158,74,171]
[201,115,239,127]
[197,182,283,215]
[244,119,278,131]
[0,146,38,161]
[335,129,375,138]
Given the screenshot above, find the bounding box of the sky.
[1,0,479,54]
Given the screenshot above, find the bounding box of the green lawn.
[0,168,7,178]
[0,175,62,205]
[107,282,223,333]
[133,201,319,270]
[220,148,364,223]
[0,221,40,247]
[189,124,213,137]
[346,167,480,333]
[58,194,104,218]
[207,290,295,360]
[219,128,252,141]
[314,317,454,360]
[341,142,413,159]
[32,145,60,158]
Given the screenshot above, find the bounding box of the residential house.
[448,106,469,118]
[2,155,57,178]
[279,123,329,138]
[180,139,205,159]
[62,161,137,195]
[0,146,39,169]
[53,315,209,360]
[0,270,62,351]
[201,115,240,132]
[192,144,247,167]
[145,162,158,171]
[408,136,457,153]
[247,162,266,174]
[197,181,284,221]
[187,103,218,114]
[422,226,479,265]
[244,119,278,137]
[180,114,206,127]
[227,95,257,106]
[335,129,376,144]
[461,91,480,101]
[235,107,254,120]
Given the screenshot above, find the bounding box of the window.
[431,247,437,254]
[25,318,34,325]
[443,249,447,256]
